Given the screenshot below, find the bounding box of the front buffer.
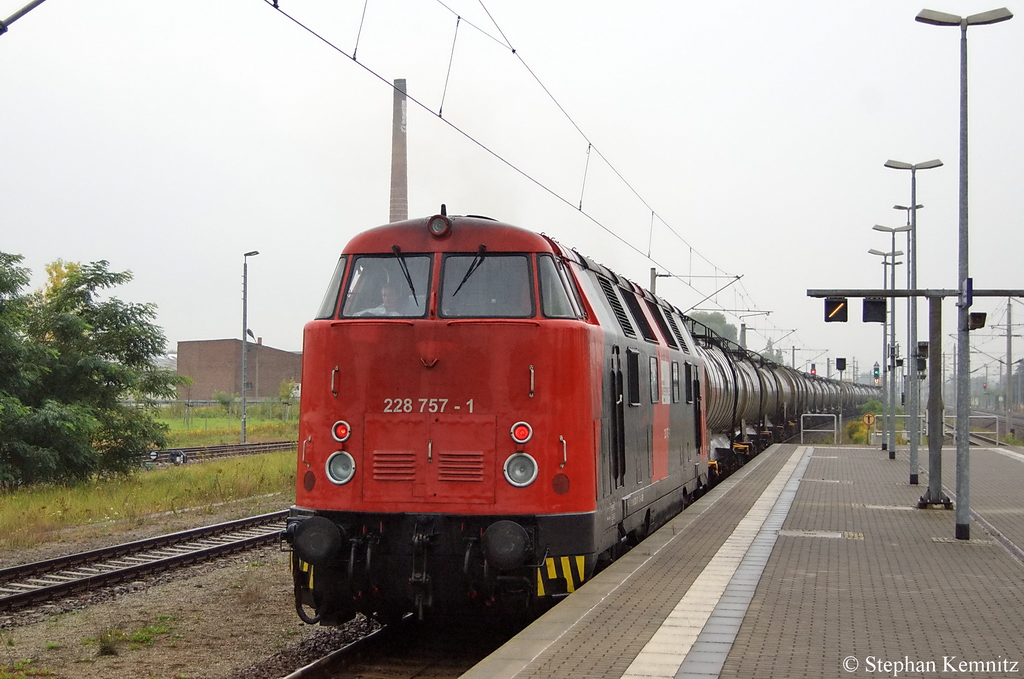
[284,509,597,624]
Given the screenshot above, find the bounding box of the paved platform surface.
[463,443,1024,679]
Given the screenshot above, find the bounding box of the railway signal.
[824,297,848,322]
[863,298,886,323]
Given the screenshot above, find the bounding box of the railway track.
[0,510,287,613]
[283,615,516,679]
[939,420,1001,447]
[151,440,296,464]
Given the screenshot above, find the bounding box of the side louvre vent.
[665,311,690,353]
[622,292,657,343]
[647,301,678,349]
[598,276,636,338]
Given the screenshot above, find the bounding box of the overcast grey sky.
[2,1,1021,384]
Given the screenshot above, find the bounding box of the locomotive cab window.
[538,254,580,319]
[340,254,432,318]
[315,255,348,319]
[440,253,534,318]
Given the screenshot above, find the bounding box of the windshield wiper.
[391,245,419,305]
[452,244,486,297]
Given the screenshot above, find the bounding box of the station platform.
[463,443,1024,679]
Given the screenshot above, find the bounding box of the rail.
[0,511,287,612]
[149,440,296,464]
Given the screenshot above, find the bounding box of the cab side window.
[315,256,347,319]
[538,254,581,319]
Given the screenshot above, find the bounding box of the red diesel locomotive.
[284,212,873,625]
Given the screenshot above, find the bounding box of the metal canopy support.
[806,288,1024,527]
[920,295,951,508]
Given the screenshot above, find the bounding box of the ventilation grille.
[647,301,678,349]
[622,292,657,342]
[665,311,690,353]
[598,276,636,338]
[373,451,415,481]
[438,451,484,482]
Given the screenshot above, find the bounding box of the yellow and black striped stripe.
[536,555,587,596]
[293,556,315,589]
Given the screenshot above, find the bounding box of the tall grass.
[162,419,298,447]
[158,401,298,447]
[0,452,296,551]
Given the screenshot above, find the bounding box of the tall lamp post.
[917,6,1012,540]
[870,247,904,457]
[884,160,943,486]
[893,204,923,464]
[875,225,912,457]
[241,250,259,444]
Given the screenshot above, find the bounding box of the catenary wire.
[262,0,801,353]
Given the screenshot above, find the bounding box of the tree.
[212,390,235,415]
[279,379,298,402]
[0,254,185,488]
[857,399,883,417]
[687,311,738,343]
[761,340,786,365]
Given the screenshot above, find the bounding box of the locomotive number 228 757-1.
[382,398,475,414]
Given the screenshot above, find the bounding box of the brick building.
[176,339,301,402]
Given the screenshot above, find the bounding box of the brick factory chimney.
[389,78,408,223]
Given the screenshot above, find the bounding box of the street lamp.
[874,226,911,459]
[869,246,904,457]
[242,250,259,444]
[885,160,943,487]
[917,6,1012,540]
[879,226,912,460]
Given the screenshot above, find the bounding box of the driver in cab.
[358,283,414,316]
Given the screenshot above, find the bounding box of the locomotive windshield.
[341,254,432,318]
[440,253,534,318]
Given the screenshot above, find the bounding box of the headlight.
[325,451,356,485]
[427,214,452,237]
[503,452,538,487]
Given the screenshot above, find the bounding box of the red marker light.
[332,420,352,442]
[510,421,533,444]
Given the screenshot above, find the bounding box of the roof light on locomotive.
[427,214,452,238]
